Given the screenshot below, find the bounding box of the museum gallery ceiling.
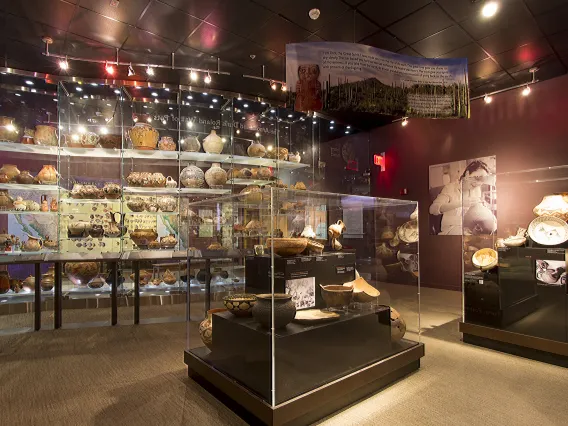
[0,0,567,98]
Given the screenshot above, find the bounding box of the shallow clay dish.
[293,309,340,324]
[528,216,568,246]
[266,238,307,257]
[343,277,380,303]
[472,248,498,271]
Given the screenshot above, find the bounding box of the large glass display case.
[183,188,422,423]
[461,166,568,364]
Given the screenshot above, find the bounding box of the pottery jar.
[34,125,58,146]
[40,195,49,212]
[257,167,272,179]
[239,185,263,204]
[40,273,55,291]
[88,274,106,289]
[0,173,9,183]
[25,200,40,211]
[79,132,100,148]
[247,141,267,158]
[328,220,346,239]
[165,176,177,188]
[126,197,146,212]
[98,134,122,149]
[43,235,58,250]
[0,191,14,210]
[252,294,296,329]
[0,164,20,181]
[89,224,105,238]
[150,173,166,188]
[158,136,176,151]
[202,130,225,154]
[180,163,205,188]
[288,152,301,163]
[50,198,58,212]
[157,195,177,212]
[390,308,406,341]
[22,235,42,252]
[128,122,159,150]
[65,262,99,286]
[22,275,35,291]
[36,165,58,185]
[533,194,568,221]
[266,147,288,161]
[205,163,227,187]
[68,220,92,237]
[0,116,18,142]
[105,212,124,238]
[199,308,227,350]
[15,170,34,184]
[160,234,177,249]
[146,202,158,213]
[0,270,9,294]
[240,168,253,178]
[300,225,316,239]
[126,172,142,187]
[162,269,177,285]
[180,135,200,152]
[102,182,121,199]
[13,197,26,211]
[130,228,158,248]
[21,128,35,145]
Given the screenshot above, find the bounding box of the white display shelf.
[0,183,59,192]
[0,210,57,215]
[179,188,230,195]
[123,187,179,194]
[230,155,310,170]
[229,178,273,186]
[179,151,231,163]
[60,147,121,158]
[123,149,178,160]
[124,211,179,216]
[59,198,121,204]
[0,141,58,155]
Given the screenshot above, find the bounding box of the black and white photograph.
[536,260,566,286]
[428,156,496,235]
[285,277,316,309]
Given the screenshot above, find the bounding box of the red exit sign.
[373,153,385,170]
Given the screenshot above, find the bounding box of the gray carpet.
[1,288,568,426]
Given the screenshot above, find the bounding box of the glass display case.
[183,188,422,423]
[461,166,568,363]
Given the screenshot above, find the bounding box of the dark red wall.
[370,73,568,291]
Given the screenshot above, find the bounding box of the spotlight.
[105,62,115,75]
[270,109,275,113]
[243,103,249,108]
[481,1,499,18]
[212,98,218,103]
[78,126,87,134]
[100,126,109,135]
[59,60,69,70]
[187,121,193,129]
[204,74,212,84]
[5,123,15,133]
[267,145,273,151]
[484,94,493,104]
[146,66,155,76]
[281,84,287,92]
[147,117,152,123]
[236,129,240,134]
[522,85,531,96]
[187,95,193,100]
[401,118,409,127]
[128,64,135,77]
[151,92,158,97]
[114,89,121,94]
[270,81,277,90]
[190,70,198,81]
[25,80,34,86]
[288,114,293,118]
[255,132,260,137]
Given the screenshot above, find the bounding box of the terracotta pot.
[126,197,146,212]
[160,233,177,249]
[105,212,126,238]
[88,274,107,289]
[20,128,35,144]
[162,269,177,285]
[533,194,568,221]
[22,235,42,252]
[158,136,176,151]
[0,164,20,181]
[199,308,227,350]
[68,220,92,237]
[0,271,9,294]
[0,191,14,210]
[266,147,288,160]
[73,132,100,148]
[223,294,257,317]
[50,198,58,212]
[328,220,346,239]
[35,165,58,184]
[149,173,166,188]
[102,182,121,199]
[180,135,200,152]
[128,122,158,150]
[239,185,263,204]
[40,195,49,212]
[89,224,105,238]
[130,228,158,248]
[180,164,205,188]
[65,262,99,286]
[0,173,9,183]
[205,163,227,187]
[202,130,225,154]
[157,195,177,212]
[13,197,26,211]
[320,284,353,309]
[288,152,301,163]
[165,176,177,188]
[15,170,34,184]
[43,235,58,250]
[0,116,19,142]
[34,125,58,146]
[247,141,267,158]
[40,273,54,291]
[266,238,308,257]
[98,134,122,149]
[390,307,407,341]
[22,275,35,291]
[252,294,296,329]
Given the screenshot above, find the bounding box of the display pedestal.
[185,342,424,426]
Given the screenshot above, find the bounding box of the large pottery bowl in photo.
[223,294,257,317]
[64,262,99,286]
[266,238,307,257]
[128,123,158,150]
[320,284,353,309]
[252,293,296,329]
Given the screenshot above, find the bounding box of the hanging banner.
[286,42,469,118]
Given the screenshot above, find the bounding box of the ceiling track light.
[522,85,531,97]
[190,70,198,81]
[105,62,115,75]
[204,73,212,84]
[401,117,409,127]
[146,65,154,76]
[270,81,278,90]
[128,63,135,77]
[481,1,499,18]
[59,58,69,70]
[484,94,492,104]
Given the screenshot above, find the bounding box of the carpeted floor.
[1,287,568,426]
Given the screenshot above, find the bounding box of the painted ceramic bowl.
[223,294,257,317]
[266,238,308,257]
[320,284,353,309]
[472,248,498,271]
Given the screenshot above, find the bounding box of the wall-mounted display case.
[460,167,568,365]
[183,188,422,424]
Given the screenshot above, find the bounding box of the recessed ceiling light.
[212,98,218,103]
[202,92,208,96]
[90,83,98,86]
[151,92,158,97]
[237,96,242,100]
[195,110,200,113]
[187,95,193,100]
[15,93,21,97]
[209,105,214,108]
[243,103,249,108]
[114,89,120,94]
[76,87,83,92]
[270,109,275,113]
[25,80,33,86]
[288,114,293,118]
[169,107,173,110]
[330,126,334,130]
[31,88,36,93]
[482,1,499,18]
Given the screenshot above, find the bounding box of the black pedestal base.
[185,343,424,426]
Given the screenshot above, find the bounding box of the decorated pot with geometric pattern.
[199,308,227,350]
[223,293,257,317]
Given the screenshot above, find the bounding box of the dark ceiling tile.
[68,7,130,48]
[437,43,489,64]
[525,0,568,16]
[254,0,349,32]
[229,44,279,71]
[360,31,404,52]
[478,19,543,55]
[78,0,150,26]
[265,55,285,81]
[1,13,66,50]
[119,50,171,69]
[250,16,311,54]
[358,0,431,27]
[506,54,556,74]
[184,23,248,56]
[510,57,566,82]
[387,3,453,45]
[470,73,516,97]
[411,25,471,58]
[0,0,76,31]
[458,0,533,40]
[305,34,325,42]
[315,11,378,43]
[4,40,60,72]
[204,0,274,38]
[396,46,422,57]
[64,32,117,62]
[549,30,568,54]
[436,0,522,23]
[470,70,511,87]
[160,0,222,19]
[535,3,568,35]
[494,38,554,70]
[122,28,178,54]
[468,57,502,78]
[137,1,201,43]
